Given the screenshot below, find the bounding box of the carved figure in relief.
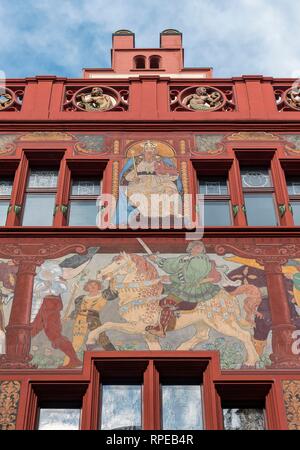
[286,88,300,110]
[76,87,114,111]
[87,242,262,367]
[183,87,222,111]
[0,92,13,110]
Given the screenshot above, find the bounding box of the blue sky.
[1,0,300,79]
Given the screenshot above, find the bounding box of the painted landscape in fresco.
[28,241,276,369]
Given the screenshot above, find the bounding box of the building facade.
[0,29,300,430]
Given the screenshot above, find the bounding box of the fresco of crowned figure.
[116,140,183,224]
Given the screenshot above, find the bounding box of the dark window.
[149,56,160,69]
[0,177,13,226]
[286,176,300,225]
[134,56,146,69]
[240,167,277,226]
[22,169,58,226]
[68,177,102,226]
[199,176,231,226]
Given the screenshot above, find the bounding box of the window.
[161,384,203,430]
[199,176,232,226]
[240,167,277,226]
[22,169,58,226]
[100,384,142,430]
[134,56,146,69]
[68,176,102,226]
[37,406,81,430]
[286,176,300,225]
[0,177,13,226]
[24,355,280,430]
[149,56,160,69]
[222,408,266,430]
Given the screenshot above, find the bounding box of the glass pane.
[290,201,300,225]
[244,193,277,226]
[0,178,13,196]
[71,177,101,196]
[203,200,231,226]
[0,201,9,226]
[22,194,55,226]
[28,169,58,188]
[38,408,81,430]
[100,385,142,430]
[162,385,203,430]
[69,200,98,226]
[287,177,300,195]
[241,168,272,188]
[223,408,265,430]
[199,177,228,195]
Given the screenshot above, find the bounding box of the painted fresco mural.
[116,140,183,224]
[27,241,272,370]
[0,259,17,355]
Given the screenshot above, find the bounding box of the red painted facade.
[0,29,300,430]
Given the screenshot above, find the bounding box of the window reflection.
[0,200,9,226]
[100,384,142,430]
[162,385,203,430]
[223,408,265,430]
[0,177,13,226]
[37,408,81,430]
[244,193,277,226]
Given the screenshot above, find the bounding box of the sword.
[136,237,153,255]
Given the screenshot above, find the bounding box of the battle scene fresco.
[28,241,274,370]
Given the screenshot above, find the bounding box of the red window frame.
[21,351,284,430]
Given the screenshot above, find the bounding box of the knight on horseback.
[146,241,222,337]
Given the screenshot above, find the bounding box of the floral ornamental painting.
[116,140,183,225]
[170,85,235,112]
[0,259,17,356]
[194,134,226,155]
[63,85,129,112]
[282,380,300,430]
[0,381,21,430]
[73,134,107,155]
[282,134,300,155]
[0,134,18,155]
[29,241,272,370]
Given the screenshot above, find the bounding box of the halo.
[126,140,175,158]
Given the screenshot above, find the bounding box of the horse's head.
[98,252,136,281]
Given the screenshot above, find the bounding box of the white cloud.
[0,0,299,78]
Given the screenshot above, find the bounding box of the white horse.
[87,252,261,367]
